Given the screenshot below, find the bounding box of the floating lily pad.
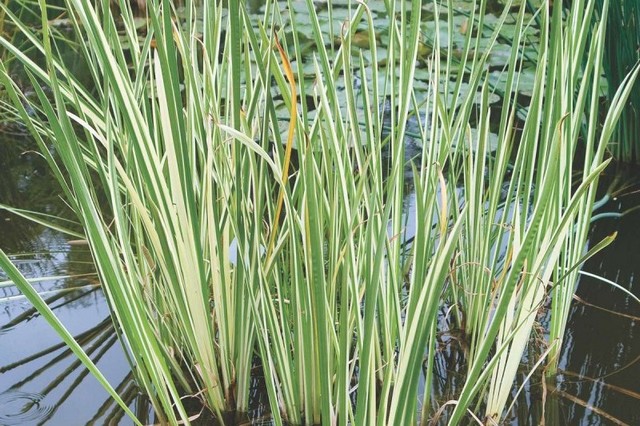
[489,67,538,97]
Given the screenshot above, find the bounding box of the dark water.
[550,182,640,426]
[0,137,148,425]
[513,174,640,426]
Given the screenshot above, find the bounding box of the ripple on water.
[0,391,55,425]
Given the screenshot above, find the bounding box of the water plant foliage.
[0,0,637,424]
[594,0,640,164]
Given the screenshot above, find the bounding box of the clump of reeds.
[0,0,637,425]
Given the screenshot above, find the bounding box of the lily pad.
[488,67,538,97]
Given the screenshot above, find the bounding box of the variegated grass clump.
[0,0,637,425]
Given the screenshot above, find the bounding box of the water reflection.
[499,176,640,426]
[0,275,141,425]
[0,136,142,425]
[555,188,640,426]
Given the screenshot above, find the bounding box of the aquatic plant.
[0,0,637,424]
[594,0,640,164]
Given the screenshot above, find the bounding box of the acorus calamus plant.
[0,0,637,425]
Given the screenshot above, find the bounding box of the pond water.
[0,137,143,425]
